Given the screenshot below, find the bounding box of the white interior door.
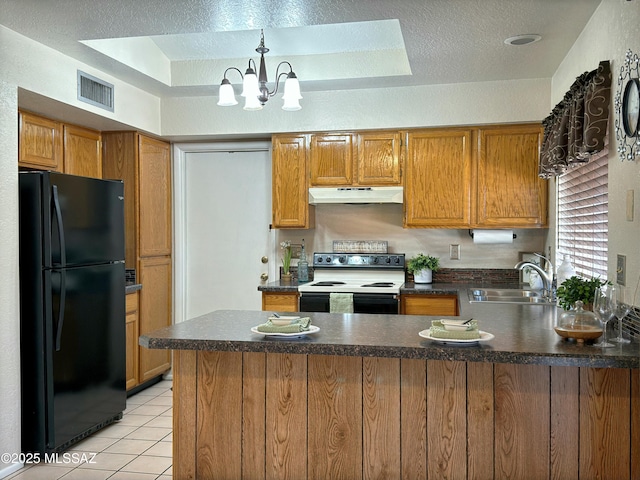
[180,146,272,319]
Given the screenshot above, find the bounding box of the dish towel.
[429,320,481,340]
[256,317,312,333]
[330,292,354,313]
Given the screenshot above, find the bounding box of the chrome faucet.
[514,253,556,301]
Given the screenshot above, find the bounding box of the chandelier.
[217,29,302,111]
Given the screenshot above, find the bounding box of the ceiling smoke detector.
[504,34,542,46]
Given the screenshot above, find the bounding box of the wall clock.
[615,49,640,161]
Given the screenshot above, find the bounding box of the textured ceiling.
[0,0,602,98]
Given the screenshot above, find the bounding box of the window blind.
[557,153,608,279]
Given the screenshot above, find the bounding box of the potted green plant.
[555,275,609,310]
[407,253,440,284]
[280,240,292,282]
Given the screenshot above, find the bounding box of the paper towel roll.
[472,230,514,244]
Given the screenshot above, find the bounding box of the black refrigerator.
[19,171,126,454]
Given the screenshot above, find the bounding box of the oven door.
[299,293,399,315]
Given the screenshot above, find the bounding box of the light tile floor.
[7,380,173,480]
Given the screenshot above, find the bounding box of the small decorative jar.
[554,300,602,344]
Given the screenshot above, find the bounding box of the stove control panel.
[312,253,405,269]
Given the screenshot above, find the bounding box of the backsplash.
[279,203,548,270]
[429,268,520,285]
[283,266,520,286]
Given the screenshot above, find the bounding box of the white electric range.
[297,253,405,314]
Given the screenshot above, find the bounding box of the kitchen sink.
[470,288,542,298]
[468,288,556,305]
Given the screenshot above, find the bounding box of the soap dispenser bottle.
[556,254,576,286]
[297,239,309,282]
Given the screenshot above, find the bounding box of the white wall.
[0,81,22,478]
[550,0,640,296]
[0,25,161,135]
[161,78,550,137]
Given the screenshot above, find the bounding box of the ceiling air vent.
[77,70,114,112]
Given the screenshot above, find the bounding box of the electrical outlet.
[450,244,460,260]
[617,254,626,286]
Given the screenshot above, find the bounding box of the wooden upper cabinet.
[476,124,547,227]
[138,135,172,257]
[310,133,353,186]
[272,134,313,229]
[404,129,473,228]
[356,131,402,185]
[63,124,102,178]
[18,111,63,171]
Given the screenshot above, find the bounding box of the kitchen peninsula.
[141,301,639,480]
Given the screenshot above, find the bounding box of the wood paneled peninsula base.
[140,309,640,480]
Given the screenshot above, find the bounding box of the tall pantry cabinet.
[102,132,172,388]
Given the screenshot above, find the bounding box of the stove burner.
[360,282,395,288]
[312,281,347,286]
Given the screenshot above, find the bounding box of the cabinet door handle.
[261,273,268,281]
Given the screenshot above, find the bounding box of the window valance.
[539,60,611,178]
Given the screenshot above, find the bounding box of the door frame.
[172,141,272,324]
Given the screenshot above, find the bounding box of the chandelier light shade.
[217,79,238,106]
[217,29,302,111]
[282,72,302,111]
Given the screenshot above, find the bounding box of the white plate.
[419,329,494,344]
[251,325,320,337]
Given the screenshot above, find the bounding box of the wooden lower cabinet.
[125,292,139,390]
[173,351,639,480]
[261,291,299,312]
[400,294,459,316]
[139,256,172,383]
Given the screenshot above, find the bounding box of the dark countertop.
[126,283,142,294]
[140,303,640,368]
[258,280,306,292]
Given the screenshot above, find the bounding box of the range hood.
[308,186,403,204]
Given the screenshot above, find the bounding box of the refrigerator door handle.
[51,185,67,352]
[53,269,66,352]
[51,185,67,268]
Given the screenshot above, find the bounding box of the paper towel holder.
[468,229,517,239]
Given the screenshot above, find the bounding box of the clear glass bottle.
[297,239,309,282]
